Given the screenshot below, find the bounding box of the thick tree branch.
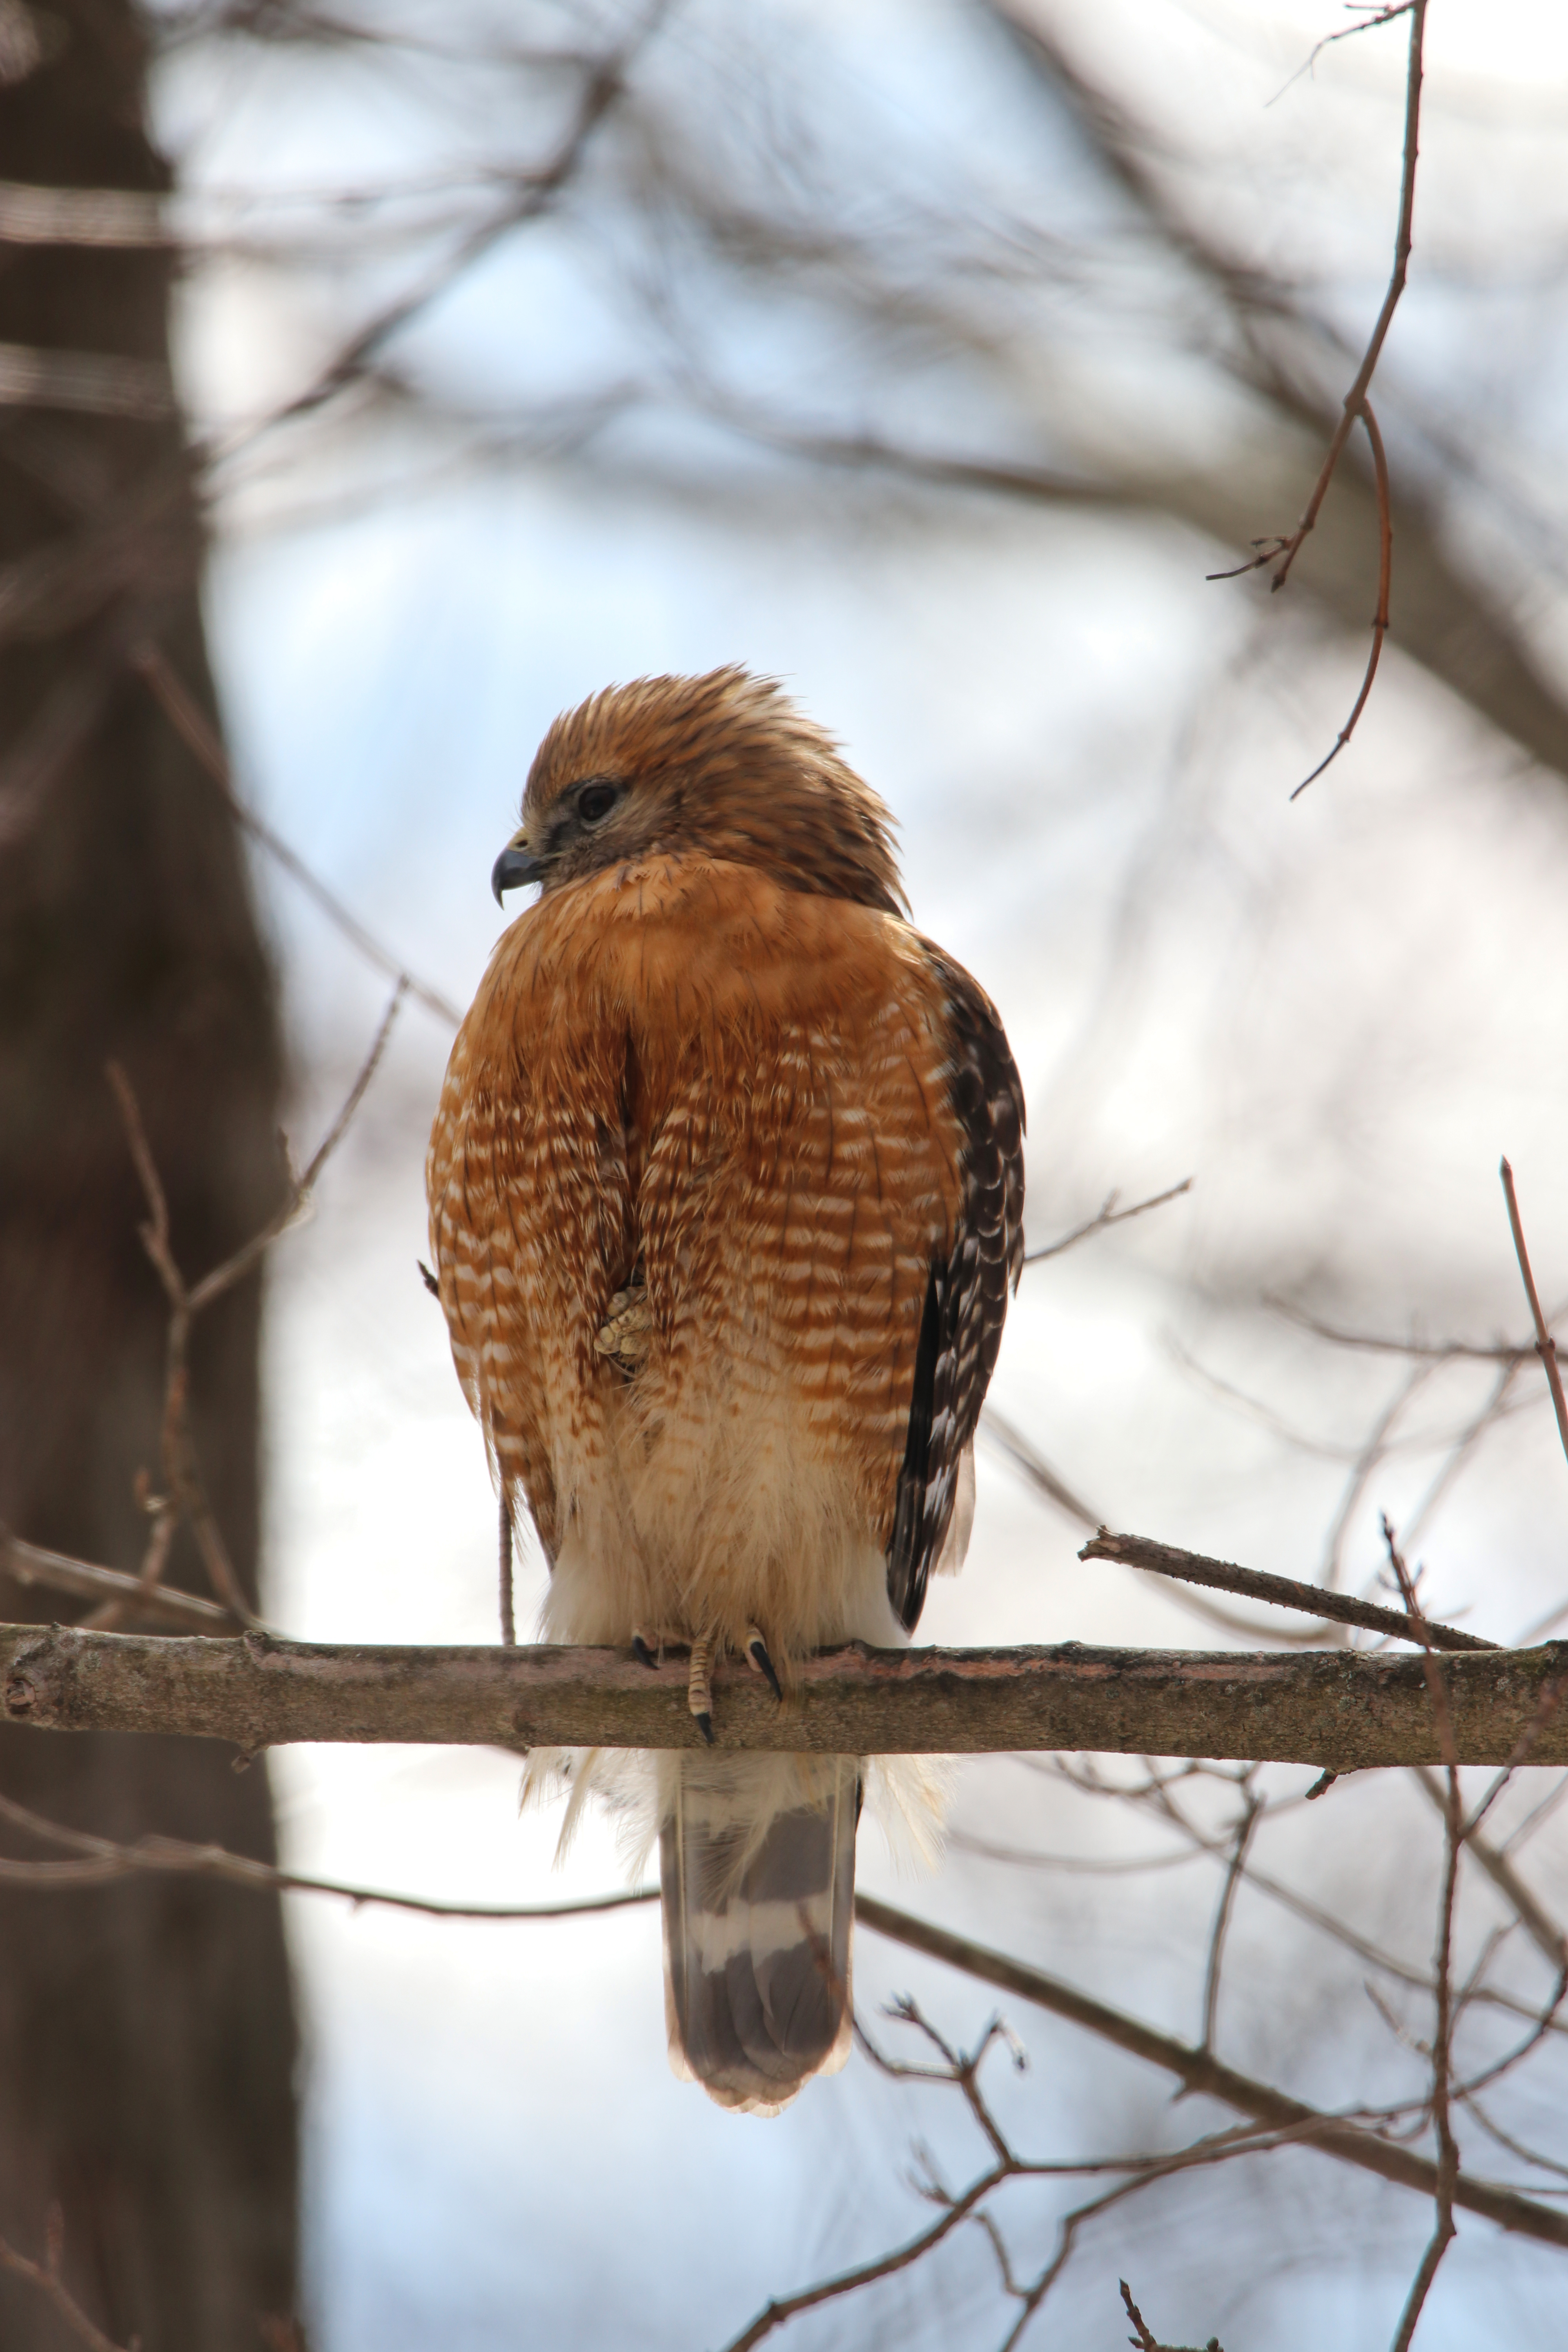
[2,1626,1567,1766]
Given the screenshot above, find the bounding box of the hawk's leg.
[594,1282,652,1376]
[628,1625,737,1742]
[687,1630,716,1746]
[743,1626,783,1702]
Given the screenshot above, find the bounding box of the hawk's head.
[491,667,906,916]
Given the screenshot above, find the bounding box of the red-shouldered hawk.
[426,669,1025,2114]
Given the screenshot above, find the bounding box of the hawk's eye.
[576,780,620,826]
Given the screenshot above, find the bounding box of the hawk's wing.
[885,947,1025,1633]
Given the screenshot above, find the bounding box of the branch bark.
[4,1627,1568,1766]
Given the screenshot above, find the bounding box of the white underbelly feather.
[537,1350,906,1659]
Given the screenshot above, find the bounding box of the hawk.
[426,669,1025,2113]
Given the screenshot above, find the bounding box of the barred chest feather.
[427,851,968,1666]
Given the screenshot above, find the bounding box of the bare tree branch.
[854,1895,1568,2251]
[2,1528,234,1632]
[2,1624,1568,1766]
[1081,1530,1497,1653]
[0,1792,657,1921]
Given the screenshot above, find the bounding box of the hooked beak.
[491,833,546,906]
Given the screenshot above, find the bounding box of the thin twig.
[1461,2092,1568,2188]
[1268,1295,1564,1365]
[105,1062,256,1626]
[733,2006,1255,2352]
[958,1797,1568,2046]
[1207,2,1426,793]
[1451,1962,1568,2106]
[1290,394,1393,795]
[1321,1361,1433,1594]
[0,1791,659,1922]
[1411,1767,1568,1972]
[2,1528,234,1631]
[1500,1158,1568,1477]
[185,978,409,1318]
[1287,1,1416,89]
[1120,2278,1221,2352]
[1023,1177,1192,1267]
[102,999,405,1629]
[134,642,462,1028]
[1218,1,1424,596]
[984,1422,1337,1646]
[1200,1785,1261,2053]
[1081,1529,1497,1652]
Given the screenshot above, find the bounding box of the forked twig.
[104,1062,256,1626]
[1209,1,1426,793]
[0,2210,132,2352]
[100,997,404,1627]
[1120,2278,1222,2352]
[1024,1177,1192,1267]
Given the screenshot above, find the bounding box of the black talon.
[747,1635,783,1702]
[632,1635,657,1668]
[694,1711,715,1746]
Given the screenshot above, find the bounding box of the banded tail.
[660,1754,859,2114]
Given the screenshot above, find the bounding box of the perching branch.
[4,1625,1568,1766]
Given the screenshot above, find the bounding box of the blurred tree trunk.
[0,5,300,2346]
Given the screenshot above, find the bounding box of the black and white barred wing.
[886,946,1026,1635]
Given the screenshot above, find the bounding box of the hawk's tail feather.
[660,1753,858,2116]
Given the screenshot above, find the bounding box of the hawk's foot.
[631,1624,684,1668]
[595,1284,652,1375]
[743,1626,783,1702]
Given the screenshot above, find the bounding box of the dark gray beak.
[492,842,546,905]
